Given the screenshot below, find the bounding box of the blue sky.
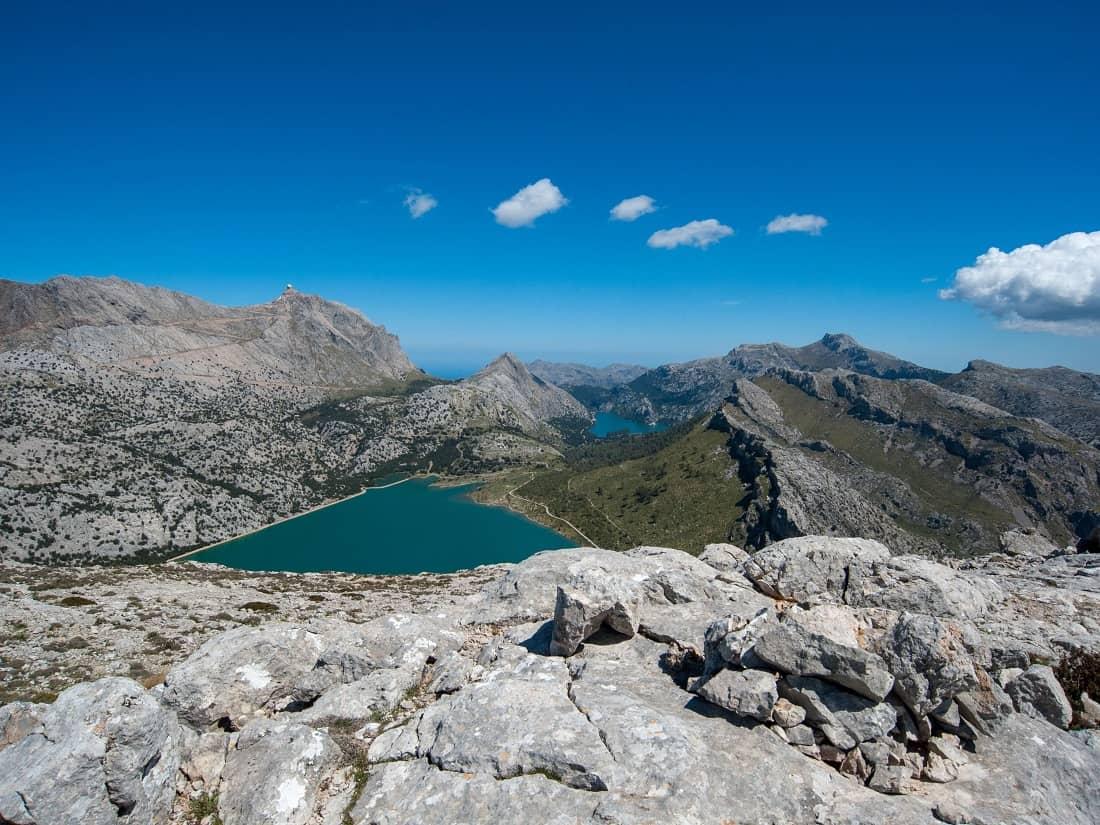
[2,1,1098,375]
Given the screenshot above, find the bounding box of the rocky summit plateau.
[2,534,1099,824]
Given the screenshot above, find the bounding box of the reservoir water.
[192,478,567,574]
[590,411,668,437]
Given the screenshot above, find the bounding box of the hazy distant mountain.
[466,354,590,424]
[602,333,947,423]
[527,359,648,389]
[0,276,417,387]
[940,359,1100,448]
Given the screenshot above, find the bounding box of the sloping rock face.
[941,359,1100,449]
[1,538,1099,824]
[712,369,1100,556]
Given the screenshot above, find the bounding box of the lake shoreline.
[165,472,428,564]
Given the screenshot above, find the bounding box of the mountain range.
[1,274,1098,563]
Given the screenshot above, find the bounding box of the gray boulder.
[868,764,909,795]
[753,621,895,701]
[743,536,891,604]
[219,720,342,825]
[879,613,978,716]
[414,654,614,790]
[846,556,1003,621]
[692,668,778,721]
[699,542,750,572]
[163,624,326,729]
[1006,664,1073,729]
[779,676,897,750]
[549,579,642,657]
[702,606,776,672]
[0,678,181,825]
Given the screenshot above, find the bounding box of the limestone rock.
[549,580,642,657]
[779,676,897,750]
[879,613,978,716]
[699,542,750,572]
[163,624,326,729]
[753,621,895,701]
[846,555,1003,620]
[868,764,909,795]
[1005,665,1073,729]
[743,536,892,603]
[692,668,778,721]
[219,720,341,825]
[0,678,182,825]
[771,697,807,728]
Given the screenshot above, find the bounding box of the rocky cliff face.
[941,359,1100,448]
[713,369,1100,555]
[1,537,1097,824]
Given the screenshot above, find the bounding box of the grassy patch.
[518,419,743,551]
[58,595,96,607]
[239,601,278,614]
[188,791,223,825]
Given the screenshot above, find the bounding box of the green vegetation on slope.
[507,419,744,552]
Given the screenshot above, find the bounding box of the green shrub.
[1055,648,1100,727]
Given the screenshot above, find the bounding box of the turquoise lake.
[590,411,668,437]
[192,478,568,574]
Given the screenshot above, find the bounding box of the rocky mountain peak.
[819,332,860,351]
[479,351,529,376]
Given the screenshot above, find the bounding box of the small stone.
[786,724,816,746]
[928,734,969,766]
[921,752,960,783]
[930,698,960,727]
[693,668,778,721]
[933,801,973,824]
[819,744,846,764]
[997,667,1024,688]
[868,764,909,795]
[771,697,806,728]
[1081,691,1100,728]
[839,747,872,783]
[858,740,893,766]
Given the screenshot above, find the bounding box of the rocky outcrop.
[712,368,1100,555]
[941,359,1100,449]
[1,537,1099,823]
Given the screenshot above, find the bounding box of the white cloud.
[647,219,733,250]
[610,195,657,221]
[766,213,828,235]
[939,230,1100,335]
[403,190,437,219]
[491,178,568,228]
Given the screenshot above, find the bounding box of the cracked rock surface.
[1,538,1099,824]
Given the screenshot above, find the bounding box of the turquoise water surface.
[590,411,668,437]
[192,478,567,574]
